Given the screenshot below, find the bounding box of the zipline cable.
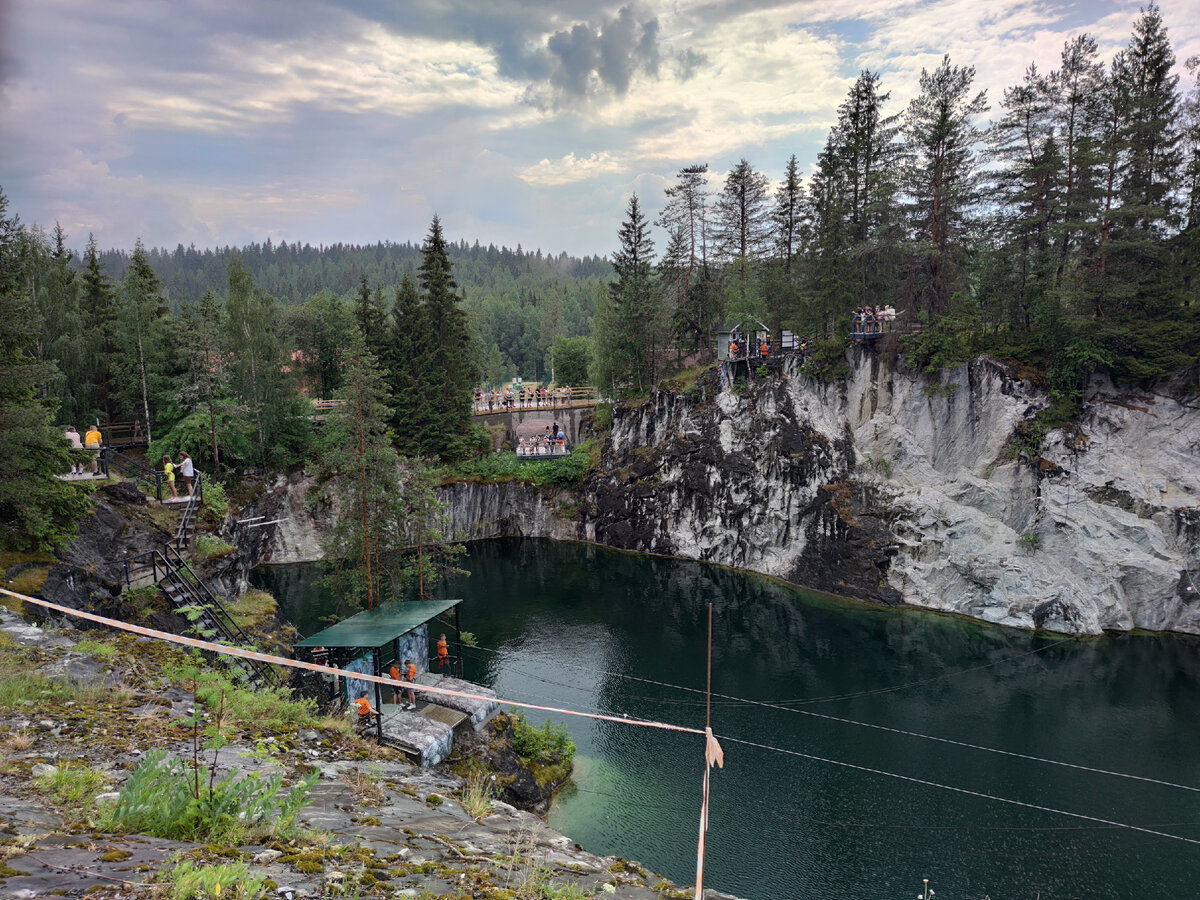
[459,643,1200,795]
[715,733,1200,847]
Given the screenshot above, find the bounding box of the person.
[436,634,450,672]
[162,455,178,500]
[84,424,102,476]
[64,426,83,475]
[760,340,769,358]
[177,451,195,496]
[389,662,402,703]
[404,659,418,709]
[729,340,739,359]
[354,692,378,727]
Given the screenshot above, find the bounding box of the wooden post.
[372,647,384,744]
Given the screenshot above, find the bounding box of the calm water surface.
[253,539,1200,900]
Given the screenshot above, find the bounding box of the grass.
[74,638,118,659]
[160,859,267,900]
[227,589,278,630]
[33,762,110,827]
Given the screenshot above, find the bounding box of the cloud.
[519,152,628,186]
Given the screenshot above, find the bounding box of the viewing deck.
[370,673,499,767]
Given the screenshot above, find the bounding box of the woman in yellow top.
[84,425,102,475]
[161,455,178,499]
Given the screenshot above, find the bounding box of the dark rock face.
[453,713,574,815]
[583,374,900,606]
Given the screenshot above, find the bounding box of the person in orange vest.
[353,692,377,726]
[404,659,418,709]
[760,340,769,358]
[389,662,402,704]
[436,634,450,672]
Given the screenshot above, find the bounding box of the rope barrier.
[0,587,705,738]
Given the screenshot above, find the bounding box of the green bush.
[103,749,316,844]
[1017,532,1043,552]
[444,444,592,487]
[199,479,230,522]
[192,533,235,561]
[510,711,576,763]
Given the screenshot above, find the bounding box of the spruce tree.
[601,194,660,393]
[901,55,990,317]
[416,216,475,459]
[387,273,429,456]
[320,327,402,610]
[112,239,169,443]
[0,188,91,551]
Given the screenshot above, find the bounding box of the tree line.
[94,236,607,390]
[599,5,1199,397]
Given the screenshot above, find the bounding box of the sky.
[2,0,1199,259]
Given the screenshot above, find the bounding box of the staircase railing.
[170,473,203,551]
[108,543,279,688]
[106,449,164,502]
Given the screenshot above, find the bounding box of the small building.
[295,599,499,767]
[715,317,772,361]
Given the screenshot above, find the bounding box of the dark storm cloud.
[328,1,675,103]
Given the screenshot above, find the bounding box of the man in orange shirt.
[389,662,401,704]
[353,692,377,727]
[436,634,450,672]
[404,659,418,709]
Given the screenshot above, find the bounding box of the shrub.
[199,479,229,522]
[192,533,235,561]
[103,749,316,843]
[510,711,575,763]
[1017,532,1043,552]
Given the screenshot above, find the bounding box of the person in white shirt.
[177,451,196,496]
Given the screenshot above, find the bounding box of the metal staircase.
[108,538,279,689]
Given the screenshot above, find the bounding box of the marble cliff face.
[258,349,1200,636]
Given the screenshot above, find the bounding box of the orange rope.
[1,587,706,736]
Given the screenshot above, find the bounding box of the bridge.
[471,387,600,448]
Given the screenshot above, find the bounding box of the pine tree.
[0,188,91,551]
[655,164,711,349]
[416,216,475,459]
[320,327,402,610]
[901,55,990,317]
[387,273,429,456]
[113,239,169,443]
[601,194,659,393]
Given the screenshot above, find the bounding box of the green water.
[253,539,1200,900]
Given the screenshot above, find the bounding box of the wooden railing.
[472,386,600,415]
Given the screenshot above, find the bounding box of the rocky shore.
[0,609,737,900]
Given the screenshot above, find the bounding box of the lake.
[252,538,1200,900]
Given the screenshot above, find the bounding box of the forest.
[1,5,1197,564]
[596,5,1199,398]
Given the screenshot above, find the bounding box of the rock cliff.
[254,349,1200,636]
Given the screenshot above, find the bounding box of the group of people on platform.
[63,424,104,476]
[516,423,568,456]
[474,385,577,413]
[853,305,898,334]
[353,633,454,727]
[727,337,772,360]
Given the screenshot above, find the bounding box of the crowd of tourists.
[852,305,898,334]
[516,424,569,456]
[473,385,578,413]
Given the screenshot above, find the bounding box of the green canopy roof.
[295,599,462,649]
